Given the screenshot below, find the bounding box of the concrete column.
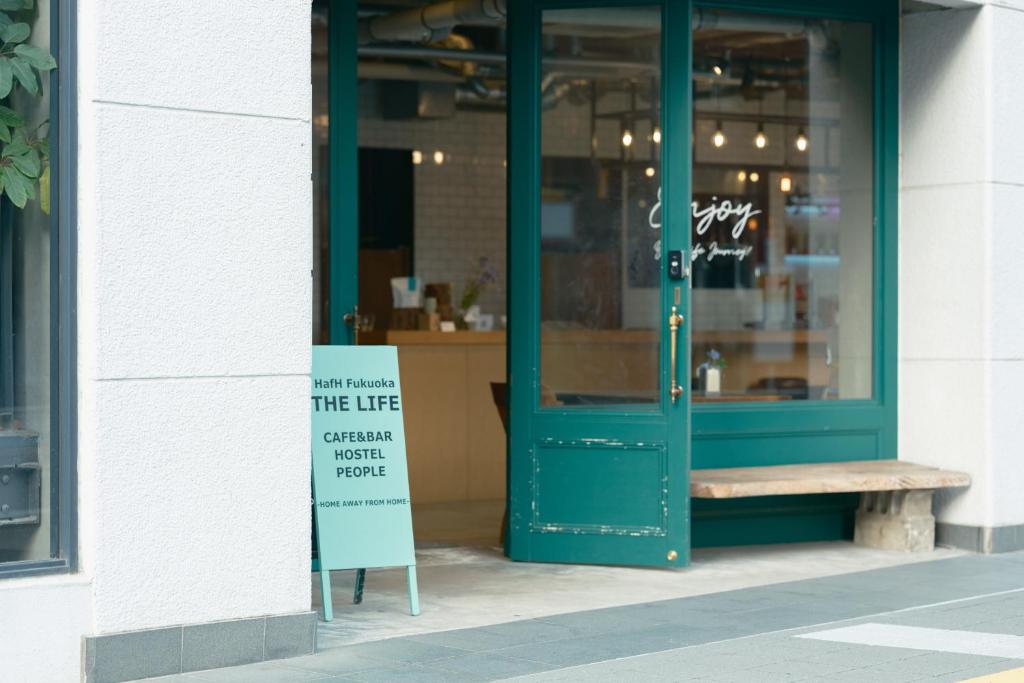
[900,3,1024,551]
[75,0,313,632]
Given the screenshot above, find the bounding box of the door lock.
[668,250,688,280]
[343,305,360,345]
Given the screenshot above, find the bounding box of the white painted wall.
[900,3,1024,531]
[79,0,313,632]
[3,1,313,680]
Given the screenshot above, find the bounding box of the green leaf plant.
[0,0,55,212]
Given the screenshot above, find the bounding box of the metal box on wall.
[0,431,40,526]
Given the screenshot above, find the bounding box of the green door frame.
[507,0,692,567]
[328,0,358,346]
[327,0,900,553]
[686,0,899,547]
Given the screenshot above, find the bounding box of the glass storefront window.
[690,11,874,402]
[1,0,60,567]
[539,6,662,407]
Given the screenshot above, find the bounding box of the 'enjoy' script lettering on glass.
[648,188,761,261]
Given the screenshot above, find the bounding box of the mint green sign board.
[311,346,419,620]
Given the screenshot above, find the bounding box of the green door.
[507,1,692,567]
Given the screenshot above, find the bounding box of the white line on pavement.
[798,623,1024,659]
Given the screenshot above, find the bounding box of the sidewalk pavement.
[137,547,1024,682]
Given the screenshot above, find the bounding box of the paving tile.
[796,645,930,668]
[431,652,553,678]
[816,666,932,682]
[872,651,1011,677]
[407,619,578,651]
[533,605,667,636]
[351,637,472,664]
[745,658,862,677]
[275,649,392,676]
[186,661,331,682]
[968,617,1024,636]
[930,660,1023,682]
[495,632,662,668]
[343,663,483,682]
[699,669,803,682]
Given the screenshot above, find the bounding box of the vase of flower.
[458,257,497,330]
[697,349,726,396]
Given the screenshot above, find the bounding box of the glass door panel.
[691,11,874,403]
[539,7,662,409]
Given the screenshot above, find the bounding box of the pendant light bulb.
[795,128,809,152]
[712,121,726,148]
[652,127,662,144]
[754,124,768,149]
[712,64,723,76]
[749,171,760,183]
[622,129,634,148]
[780,174,793,193]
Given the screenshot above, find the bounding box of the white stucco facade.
[900,1,1024,540]
[2,0,314,680]
[1,1,1023,681]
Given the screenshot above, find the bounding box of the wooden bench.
[691,460,971,552]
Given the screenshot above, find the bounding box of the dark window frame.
[0,0,77,580]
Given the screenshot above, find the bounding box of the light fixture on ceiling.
[622,129,634,148]
[712,64,723,76]
[652,127,662,144]
[754,123,768,149]
[737,170,747,182]
[795,128,809,152]
[780,174,793,193]
[645,166,656,178]
[712,121,727,148]
[433,150,445,165]
[412,150,423,165]
[749,171,760,183]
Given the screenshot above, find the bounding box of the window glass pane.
[691,12,873,402]
[539,6,662,408]
[1,0,55,564]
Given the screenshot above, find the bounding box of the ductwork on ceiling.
[359,0,507,45]
[359,3,819,46]
[357,2,824,111]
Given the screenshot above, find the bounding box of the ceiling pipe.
[359,0,508,45]
[359,44,507,66]
[359,45,654,73]
[359,4,822,46]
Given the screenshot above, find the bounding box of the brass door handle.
[669,306,684,403]
[343,305,360,345]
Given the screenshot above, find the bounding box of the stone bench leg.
[854,489,935,552]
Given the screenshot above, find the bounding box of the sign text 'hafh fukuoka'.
[311,346,419,619]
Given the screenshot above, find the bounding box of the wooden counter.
[359,330,504,346]
[361,327,829,503]
[362,331,507,504]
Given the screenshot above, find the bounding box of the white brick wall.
[358,83,508,317]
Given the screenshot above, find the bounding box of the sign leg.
[353,568,366,604]
[406,565,420,616]
[320,569,334,622]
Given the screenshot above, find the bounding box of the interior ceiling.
[337,3,817,104]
